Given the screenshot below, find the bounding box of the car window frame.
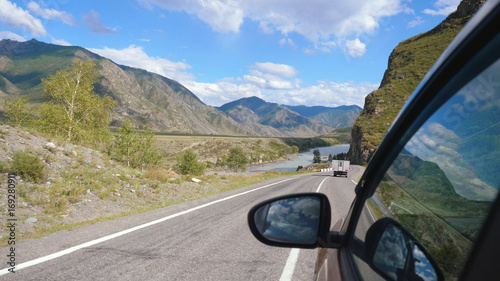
[338,1,500,280]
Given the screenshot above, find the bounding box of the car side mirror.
[248,193,332,248]
[365,218,444,281]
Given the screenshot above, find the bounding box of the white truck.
[332,160,350,177]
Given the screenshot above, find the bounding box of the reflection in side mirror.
[248,193,331,248]
[366,218,443,281]
[411,243,439,281]
[254,196,320,244]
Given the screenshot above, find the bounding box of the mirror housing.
[365,218,444,281]
[248,193,332,248]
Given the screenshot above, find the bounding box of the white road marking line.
[390,202,414,214]
[316,177,329,193]
[365,203,377,222]
[280,248,300,281]
[352,180,375,222]
[0,178,293,276]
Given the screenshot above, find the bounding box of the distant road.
[0,167,364,280]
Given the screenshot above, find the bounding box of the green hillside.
[348,0,484,164]
[0,39,101,103]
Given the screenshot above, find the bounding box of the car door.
[345,58,500,280]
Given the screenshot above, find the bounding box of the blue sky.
[0,0,461,107]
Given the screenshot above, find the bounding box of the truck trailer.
[332,160,350,177]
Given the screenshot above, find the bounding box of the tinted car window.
[353,57,500,280]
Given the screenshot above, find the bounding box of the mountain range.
[0,39,359,138]
[216,97,360,137]
[282,104,361,128]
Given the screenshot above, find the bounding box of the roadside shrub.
[177,149,205,175]
[0,161,7,173]
[4,95,35,128]
[49,197,67,213]
[112,119,162,169]
[145,168,170,182]
[226,146,248,172]
[10,150,46,182]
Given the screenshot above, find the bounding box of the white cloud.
[186,77,377,108]
[138,0,409,56]
[27,2,77,26]
[184,80,263,105]
[344,38,366,58]
[236,63,302,90]
[286,80,378,107]
[302,48,316,55]
[269,79,294,90]
[0,31,27,41]
[243,74,267,88]
[51,37,71,46]
[86,45,376,108]
[321,41,336,48]
[423,0,460,16]
[0,0,46,37]
[407,16,424,28]
[86,45,194,82]
[244,0,406,40]
[260,21,274,34]
[83,10,116,34]
[300,41,338,54]
[139,0,243,33]
[279,38,297,50]
[253,62,298,78]
[243,69,297,90]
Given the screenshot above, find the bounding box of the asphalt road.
[1,166,364,280]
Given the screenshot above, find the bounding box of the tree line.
[312,149,348,163]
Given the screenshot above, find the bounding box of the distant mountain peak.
[217,96,270,112]
[281,104,362,128]
[217,97,360,137]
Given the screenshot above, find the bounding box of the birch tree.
[39,60,115,146]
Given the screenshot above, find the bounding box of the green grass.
[366,199,384,220]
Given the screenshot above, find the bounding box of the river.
[248,144,350,172]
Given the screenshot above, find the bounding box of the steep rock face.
[347,0,485,164]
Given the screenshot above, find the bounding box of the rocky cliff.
[347,0,485,164]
